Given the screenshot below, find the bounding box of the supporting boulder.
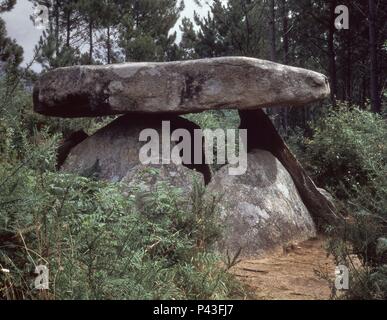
[121,163,203,195]
[57,130,89,170]
[239,109,341,228]
[61,113,211,183]
[208,150,316,256]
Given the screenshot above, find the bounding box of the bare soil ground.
[231,237,336,300]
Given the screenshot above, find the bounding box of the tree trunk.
[107,26,111,64]
[346,35,352,104]
[134,0,140,29]
[281,0,289,65]
[361,75,367,108]
[242,1,251,55]
[66,9,71,47]
[368,0,381,113]
[54,0,60,56]
[89,19,93,64]
[269,0,276,61]
[281,0,289,133]
[328,0,337,106]
[267,0,279,129]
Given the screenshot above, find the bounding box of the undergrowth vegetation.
[1,78,386,300]
[287,103,387,299]
[0,81,243,300]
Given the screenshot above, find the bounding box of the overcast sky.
[0,0,218,71]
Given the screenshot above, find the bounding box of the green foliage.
[0,81,35,162]
[185,0,269,58]
[185,109,240,131]
[302,105,386,206]
[288,105,387,299]
[117,0,183,62]
[0,159,240,299]
[35,31,82,70]
[0,1,23,71]
[0,0,16,12]
[31,0,184,67]
[180,0,386,132]
[0,20,23,69]
[0,78,242,300]
[185,110,241,172]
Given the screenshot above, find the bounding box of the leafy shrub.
[288,104,387,299]
[0,149,242,299]
[185,110,241,172]
[303,105,386,202]
[185,110,240,131]
[0,81,242,300]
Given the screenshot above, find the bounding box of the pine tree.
[31,0,82,69]
[77,0,103,64]
[182,0,270,59]
[118,0,183,62]
[97,0,121,64]
[179,17,198,59]
[0,0,23,71]
[180,0,386,126]
[0,0,16,12]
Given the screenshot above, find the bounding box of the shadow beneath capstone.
[56,113,212,184]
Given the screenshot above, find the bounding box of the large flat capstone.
[33,57,330,117]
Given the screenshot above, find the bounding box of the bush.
[0,148,242,299]
[303,105,386,202]
[288,104,387,299]
[0,81,242,300]
[185,110,241,172]
[185,110,240,131]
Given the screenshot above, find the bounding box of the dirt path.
[231,237,336,300]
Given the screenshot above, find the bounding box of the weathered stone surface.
[57,130,89,170]
[61,114,211,183]
[239,109,342,228]
[121,163,203,195]
[34,57,330,117]
[207,150,317,256]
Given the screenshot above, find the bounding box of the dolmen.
[33,57,339,256]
